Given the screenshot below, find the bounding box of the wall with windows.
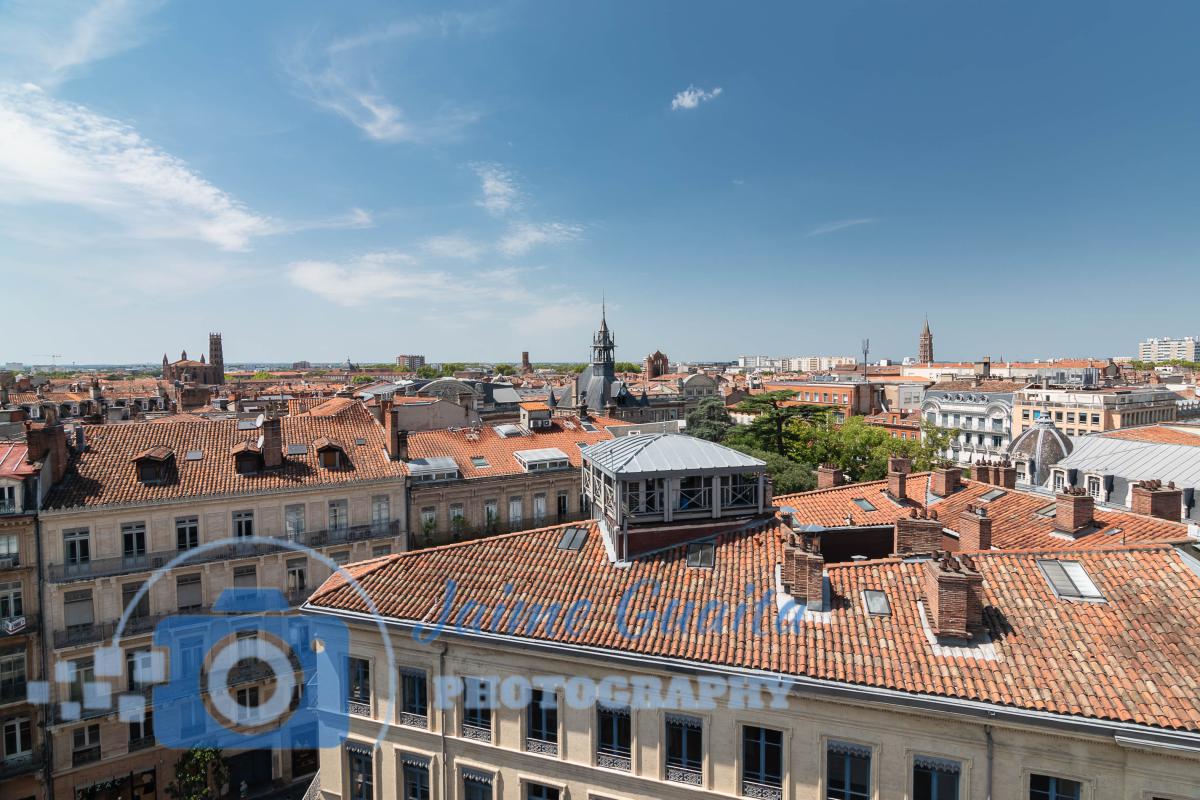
[409,473,584,547]
[317,627,1200,800]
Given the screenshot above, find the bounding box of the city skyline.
[3,2,1200,362]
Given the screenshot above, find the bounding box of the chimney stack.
[1131,480,1183,521]
[397,429,409,462]
[1054,488,1094,535]
[931,464,961,497]
[974,459,994,486]
[782,534,825,612]
[893,509,943,556]
[995,459,1017,489]
[887,455,911,500]
[923,553,984,639]
[23,420,69,483]
[261,416,283,469]
[957,505,992,551]
[817,463,844,490]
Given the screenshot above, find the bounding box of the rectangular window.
[827,741,871,800]
[420,507,436,529]
[913,756,960,800]
[0,651,27,702]
[484,500,498,531]
[287,558,308,596]
[401,669,428,722]
[0,534,16,561]
[463,677,493,731]
[0,580,23,621]
[556,491,569,518]
[72,723,100,766]
[1086,476,1102,499]
[176,574,202,612]
[371,544,390,557]
[742,725,782,790]
[328,500,349,532]
[1030,774,1081,800]
[666,714,703,779]
[233,565,257,588]
[63,528,90,570]
[525,785,559,800]
[285,504,306,538]
[121,522,147,562]
[463,775,492,800]
[127,648,154,691]
[532,493,546,523]
[371,496,390,532]
[526,688,557,744]
[402,761,429,800]
[508,497,523,526]
[176,517,199,550]
[1037,559,1104,601]
[2,716,31,759]
[331,550,350,566]
[348,748,373,800]
[348,658,371,706]
[128,708,154,750]
[596,704,631,768]
[233,510,254,538]
[64,589,94,630]
[121,581,149,620]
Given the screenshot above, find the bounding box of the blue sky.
[1,1,1198,365]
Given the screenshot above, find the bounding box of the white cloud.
[472,162,521,216]
[0,83,271,250]
[671,85,723,111]
[421,233,486,260]
[0,0,163,87]
[282,16,482,143]
[806,218,876,237]
[498,222,583,257]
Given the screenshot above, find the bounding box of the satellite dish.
[255,413,265,428]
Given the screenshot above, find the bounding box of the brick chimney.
[887,455,911,500]
[1054,488,1094,535]
[974,459,994,486]
[893,509,943,556]
[261,416,283,469]
[381,398,402,460]
[923,553,984,639]
[931,465,961,497]
[782,534,825,612]
[23,420,68,483]
[957,505,992,551]
[1131,480,1183,521]
[817,463,844,490]
[995,460,1017,489]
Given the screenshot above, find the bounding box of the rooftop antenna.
[861,339,870,374]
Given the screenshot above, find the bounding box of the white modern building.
[1138,337,1199,363]
[921,381,1024,466]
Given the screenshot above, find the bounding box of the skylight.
[862,590,891,616]
[853,498,877,512]
[354,438,366,446]
[1037,559,1104,601]
[686,541,715,568]
[1034,503,1058,518]
[556,527,588,551]
[580,422,598,433]
[979,488,1007,502]
[287,444,308,456]
[470,456,490,468]
[494,423,524,438]
[236,419,258,430]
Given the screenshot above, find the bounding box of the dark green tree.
[494,364,516,376]
[614,361,643,374]
[731,391,828,456]
[166,746,229,800]
[685,397,733,442]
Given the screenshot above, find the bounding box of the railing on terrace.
[47,521,403,583]
[414,512,590,547]
[0,751,42,779]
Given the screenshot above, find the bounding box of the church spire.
[918,316,934,363]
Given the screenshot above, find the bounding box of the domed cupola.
[1008,416,1073,485]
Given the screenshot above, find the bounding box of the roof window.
[685,541,715,569]
[862,589,891,616]
[853,498,877,512]
[556,526,589,552]
[1037,559,1104,601]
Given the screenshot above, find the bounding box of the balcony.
[73,744,101,767]
[128,735,155,752]
[53,610,199,650]
[0,552,21,568]
[461,722,491,742]
[0,613,36,638]
[0,751,42,779]
[0,679,27,706]
[596,748,631,771]
[525,737,558,756]
[666,765,702,785]
[47,522,403,583]
[741,779,783,800]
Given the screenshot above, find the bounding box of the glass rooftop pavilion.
[581,434,769,540]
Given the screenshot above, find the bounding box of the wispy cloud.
[472,162,521,216]
[0,83,272,250]
[421,233,486,260]
[282,14,484,143]
[498,221,583,257]
[671,85,723,111]
[806,218,876,237]
[0,0,164,87]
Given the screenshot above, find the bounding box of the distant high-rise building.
[1138,337,1198,363]
[396,354,426,371]
[918,317,934,363]
[520,351,533,374]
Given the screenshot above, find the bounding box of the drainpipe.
[437,643,448,800]
[985,724,994,800]
[34,504,55,800]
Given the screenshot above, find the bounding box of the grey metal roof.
[1054,436,1200,488]
[491,386,522,404]
[405,455,460,476]
[582,433,765,477]
[514,447,570,464]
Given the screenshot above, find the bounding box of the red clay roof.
[774,474,1189,550]
[0,442,35,479]
[44,402,404,510]
[407,417,624,479]
[309,518,1200,733]
[1099,425,1200,447]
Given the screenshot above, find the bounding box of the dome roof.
[1008,416,1073,484]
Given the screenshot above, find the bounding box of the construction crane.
[34,354,63,370]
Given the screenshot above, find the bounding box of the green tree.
[615,361,642,374]
[166,747,229,800]
[494,364,516,376]
[685,397,733,442]
[352,375,374,384]
[416,365,439,379]
[723,444,816,495]
[732,391,828,456]
[251,371,273,380]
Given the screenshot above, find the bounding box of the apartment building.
[0,440,48,800]
[35,403,407,800]
[304,440,1200,800]
[786,355,858,373]
[1012,385,1180,437]
[1137,336,1199,363]
[761,377,876,422]
[921,380,1024,465]
[402,404,623,547]
[395,355,426,372]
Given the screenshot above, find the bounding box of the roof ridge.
[964,541,1183,559]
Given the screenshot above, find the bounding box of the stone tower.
[919,317,934,364]
[209,332,226,385]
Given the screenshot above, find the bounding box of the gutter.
[303,604,1200,754]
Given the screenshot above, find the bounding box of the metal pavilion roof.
[582,433,765,478]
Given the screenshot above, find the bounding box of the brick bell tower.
[209,332,225,385]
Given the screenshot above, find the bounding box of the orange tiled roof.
[407,417,625,479]
[774,474,1189,550]
[1099,425,1200,447]
[44,402,404,510]
[0,441,35,479]
[309,519,1200,733]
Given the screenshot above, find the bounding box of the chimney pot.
[1131,480,1183,521]
[924,553,984,639]
[958,506,993,551]
[931,465,962,497]
[1054,489,1094,534]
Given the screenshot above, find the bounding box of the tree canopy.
[166,747,229,800]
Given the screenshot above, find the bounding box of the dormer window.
[514,448,570,473]
[132,446,174,485]
[313,438,348,470]
[406,456,460,483]
[231,441,261,475]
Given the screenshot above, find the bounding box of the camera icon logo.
[152,587,351,750]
